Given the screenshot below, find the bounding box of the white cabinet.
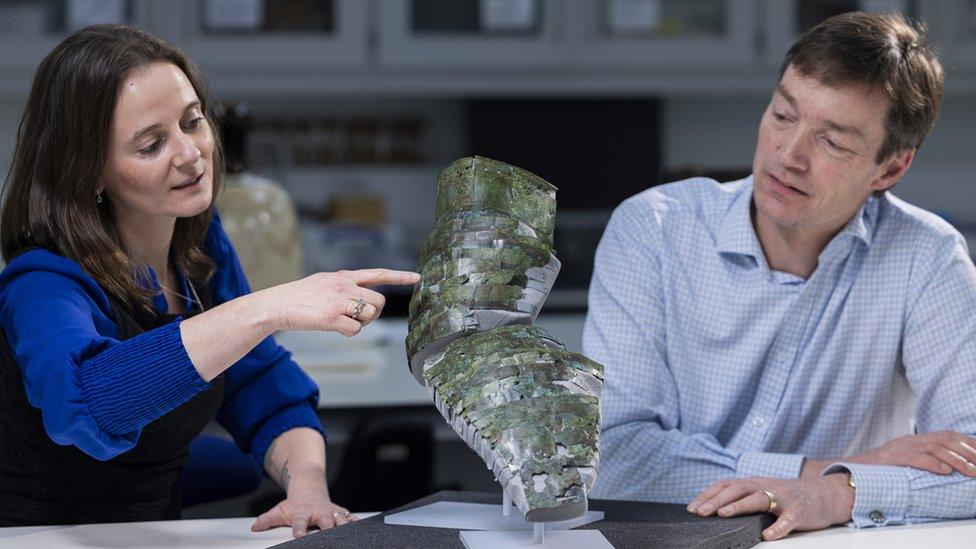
[568,0,759,69]
[176,0,369,75]
[0,0,970,98]
[762,0,938,69]
[0,0,154,81]
[376,0,762,70]
[376,0,570,67]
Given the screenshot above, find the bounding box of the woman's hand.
[262,268,420,335]
[250,489,359,538]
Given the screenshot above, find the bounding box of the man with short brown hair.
[586,12,976,541]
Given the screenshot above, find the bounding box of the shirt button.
[869,510,886,524]
[776,352,790,363]
[752,417,765,428]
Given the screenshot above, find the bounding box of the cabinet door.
[177,0,368,75]
[763,0,933,69]
[376,0,569,67]
[0,0,153,81]
[568,0,759,68]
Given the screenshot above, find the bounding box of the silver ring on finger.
[350,296,367,320]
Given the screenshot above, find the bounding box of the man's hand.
[802,431,976,479]
[687,475,854,541]
[849,431,976,476]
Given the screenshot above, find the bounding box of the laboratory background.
[0,0,973,519]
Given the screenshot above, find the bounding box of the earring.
[96,191,103,204]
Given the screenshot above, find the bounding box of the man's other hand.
[687,475,854,541]
[804,431,976,479]
[847,431,976,476]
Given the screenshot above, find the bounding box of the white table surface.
[755,517,976,548]
[2,515,974,548]
[0,514,378,549]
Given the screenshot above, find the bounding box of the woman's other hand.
[250,492,359,538]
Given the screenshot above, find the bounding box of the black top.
[0,288,225,526]
[273,490,776,549]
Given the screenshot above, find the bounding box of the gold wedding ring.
[762,489,779,512]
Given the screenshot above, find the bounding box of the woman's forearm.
[178,290,275,382]
[264,427,329,497]
[179,269,419,383]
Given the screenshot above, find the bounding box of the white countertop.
[756,518,976,548]
[3,515,974,548]
[0,517,296,548]
[0,514,378,549]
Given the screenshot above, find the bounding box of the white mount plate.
[384,501,604,531]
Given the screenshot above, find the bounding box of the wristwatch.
[846,470,856,490]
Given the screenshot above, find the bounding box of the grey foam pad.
[270,490,775,549]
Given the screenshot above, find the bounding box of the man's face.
[752,64,908,235]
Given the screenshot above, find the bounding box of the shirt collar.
[717,177,879,262]
[836,195,877,248]
[716,177,764,261]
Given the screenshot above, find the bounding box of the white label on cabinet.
[66,0,126,30]
[204,0,263,30]
[608,0,661,33]
[480,0,536,31]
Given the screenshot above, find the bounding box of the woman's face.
[98,61,214,228]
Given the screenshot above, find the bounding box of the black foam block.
[271,490,775,549]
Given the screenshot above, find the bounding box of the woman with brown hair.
[0,24,418,536]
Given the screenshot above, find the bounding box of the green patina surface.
[404,303,474,361]
[423,327,602,512]
[417,242,552,289]
[418,230,553,276]
[435,157,556,246]
[406,157,603,518]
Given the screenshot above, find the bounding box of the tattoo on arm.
[264,440,292,490]
[280,459,291,490]
[263,439,278,476]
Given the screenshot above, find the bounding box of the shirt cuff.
[77,318,209,435]
[736,451,805,479]
[823,462,911,527]
[248,402,325,471]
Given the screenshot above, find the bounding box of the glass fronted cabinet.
[0,0,152,73]
[376,0,569,67]
[177,0,368,74]
[568,0,759,68]
[763,0,937,68]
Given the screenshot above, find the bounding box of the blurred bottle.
[215,102,304,291]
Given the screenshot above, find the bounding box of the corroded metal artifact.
[406,156,603,523]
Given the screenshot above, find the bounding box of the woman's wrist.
[285,462,328,497]
[244,287,281,334]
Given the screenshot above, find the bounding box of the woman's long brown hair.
[1,24,223,311]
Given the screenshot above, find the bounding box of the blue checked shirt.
[584,176,976,528]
